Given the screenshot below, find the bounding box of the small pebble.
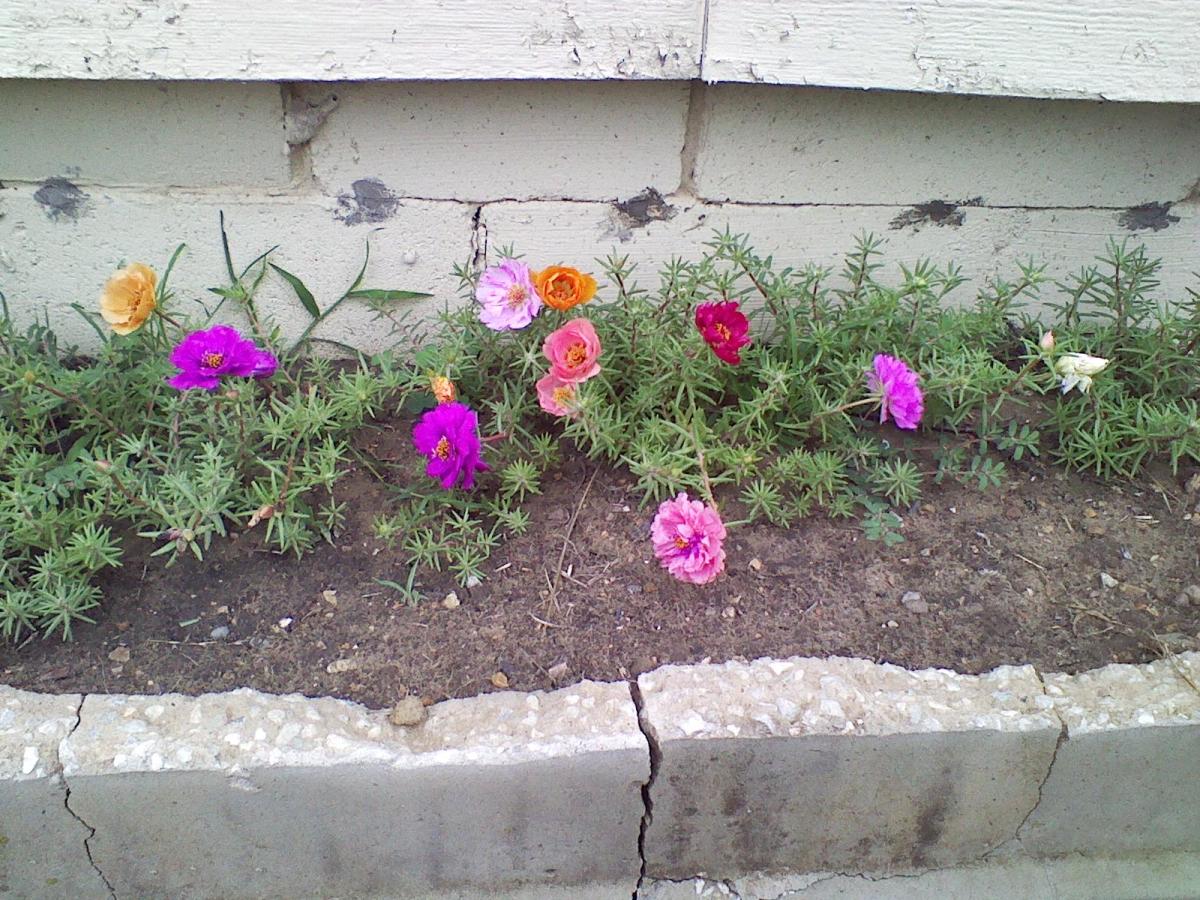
[209,626,230,640]
[748,558,763,572]
[326,658,360,674]
[278,617,294,631]
[1100,572,1118,589]
[388,696,426,727]
[901,591,929,614]
[1174,585,1200,607]
[442,592,460,610]
[107,646,130,663]
[465,575,482,589]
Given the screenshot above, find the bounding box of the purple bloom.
[867,353,924,430]
[475,259,542,331]
[167,325,272,391]
[411,402,489,490]
[250,349,279,379]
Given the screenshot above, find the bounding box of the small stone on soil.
[465,575,482,589]
[388,696,426,727]
[325,658,360,674]
[442,592,460,610]
[901,591,929,613]
[1099,572,1118,589]
[547,661,570,684]
[1174,585,1200,607]
[107,646,130,663]
[490,671,510,689]
[209,626,230,640]
[748,558,763,572]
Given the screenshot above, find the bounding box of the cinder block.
[1021,653,1200,857]
[303,81,691,201]
[61,683,649,899]
[480,198,1200,306]
[637,657,1061,879]
[0,687,107,899]
[0,184,471,352]
[0,80,289,187]
[692,84,1200,206]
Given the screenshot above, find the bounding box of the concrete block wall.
[2,653,1198,897]
[2,77,1198,351]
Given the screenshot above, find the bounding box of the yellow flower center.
[565,342,587,369]
[434,436,451,460]
[505,284,528,307]
[552,385,575,406]
[201,352,225,369]
[714,323,732,341]
[674,535,690,549]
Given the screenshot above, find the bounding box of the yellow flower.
[429,373,457,404]
[99,263,157,335]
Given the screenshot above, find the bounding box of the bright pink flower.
[867,353,924,430]
[543,318,602,384]
[650,493,727,585]
[695,301,751,365]
[167,325,271,391]
[536,371,580,418]
[476,259,542,331]
[411,402,489,490]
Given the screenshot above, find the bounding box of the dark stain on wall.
[335,178,399,225]
[614,188,677,229]
[1118,201,1179,232]
[34,177,91,221]
[889,197,982,231]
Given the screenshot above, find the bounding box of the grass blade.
[270,264,321,320]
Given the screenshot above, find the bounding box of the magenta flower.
[250,349,278,379]
[650,493,727,585]
[167,325,274,391]
[695,300,751,365]
[867,353,924,430]
[411,402,489,490]
[476,259,542,331]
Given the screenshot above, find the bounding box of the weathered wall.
[2,78,1197,350]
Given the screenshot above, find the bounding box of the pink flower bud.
[1039,330,1055,352]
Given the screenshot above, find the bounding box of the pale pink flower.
[867,353,924,430]
[476,259,542,331]
[536,371,580,417]
[650,493,727,585]
[543,318,602,384]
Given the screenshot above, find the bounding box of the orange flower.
[429,374,457,405]
[99,263,157,335]
[534,266,597,312]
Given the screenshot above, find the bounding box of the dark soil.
[4,420,1199,709]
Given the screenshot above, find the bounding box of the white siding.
[703,0,1200,102]
[0,0,703,81]
[5,2,1200,102]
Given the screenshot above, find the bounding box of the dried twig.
[543,468,597,614]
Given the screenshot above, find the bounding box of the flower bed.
[2,227,1199,704]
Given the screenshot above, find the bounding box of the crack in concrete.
[60,696,117,899]
[982,667,1069,863]
[629,679,662,899]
